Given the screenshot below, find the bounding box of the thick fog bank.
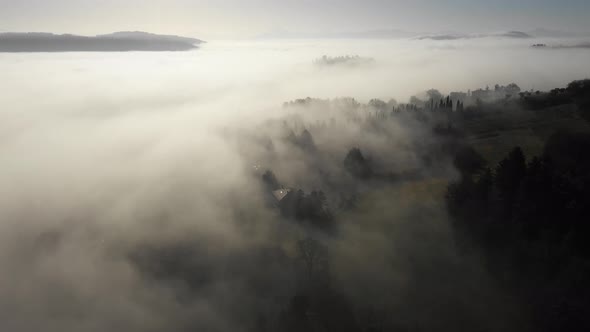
[0,38,587,331]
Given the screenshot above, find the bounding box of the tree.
[426,89,443,103]
[262,170,280,190]
[298,237,329,281]
[446,142,590,332]
[298,129,317,152]
[368,99,387,111]
[495,147,526,202]
[544,130,590,175]
[476,167,493,201]
[344,148,373,179]
[453,146,486,177]
[456,101,464,112]
[506,83,521,95]
[567,79,590,96]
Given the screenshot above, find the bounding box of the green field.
[460,103,590,165]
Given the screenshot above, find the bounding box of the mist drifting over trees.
[0,33,590,332]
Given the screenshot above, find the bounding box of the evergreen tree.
[495,147,526,215]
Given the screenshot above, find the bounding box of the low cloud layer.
[0,37,587,331]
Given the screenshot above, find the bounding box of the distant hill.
[528,28,585,38]
[256,28,590,41]
[530,42,590,49]
[314,55,376,67]
[96,31,203,45]
[257,28,419,39]
[0,31,204,52]
[258,28,536,41]
[417,31,533,41]
[500,30,532,38]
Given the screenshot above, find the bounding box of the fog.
[0,38,589,331]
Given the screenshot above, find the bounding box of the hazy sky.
[1,0,589,39]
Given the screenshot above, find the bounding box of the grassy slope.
[460,102,590,165]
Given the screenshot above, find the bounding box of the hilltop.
[0,31,204,52]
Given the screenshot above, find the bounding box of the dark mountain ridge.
[0,31,204,52]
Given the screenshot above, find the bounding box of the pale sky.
[1,0,589,39]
